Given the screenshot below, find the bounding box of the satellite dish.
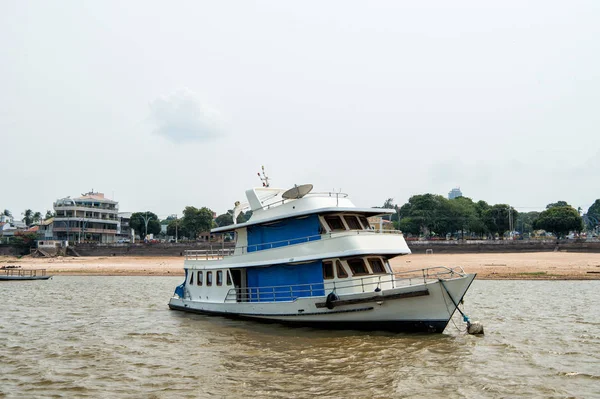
[282,184,313,200]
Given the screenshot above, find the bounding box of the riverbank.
[2,252,600,279]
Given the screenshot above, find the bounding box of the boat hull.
[0,276,52,281]
[168,273,476,333]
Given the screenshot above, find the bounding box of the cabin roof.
[211,207,395,233]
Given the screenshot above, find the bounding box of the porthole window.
[198,271,203,286]
[217,270,223,286]
[207,271,213,286]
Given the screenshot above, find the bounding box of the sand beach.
[2,252,600,279]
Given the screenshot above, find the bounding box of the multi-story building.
[448,187,463,200]
[53,191,119,243]
[117,212,133,242]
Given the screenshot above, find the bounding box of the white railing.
[223,266,463,303]
[262,191,350,209]
[184,229,404,260]
[185,248,235,260]
[1,268,48,278]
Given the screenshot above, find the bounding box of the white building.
[53,191,119,243]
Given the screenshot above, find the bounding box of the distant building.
[448,187,463,200]
[53,191,119,243]
[117,212,132,241]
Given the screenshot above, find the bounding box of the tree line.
[382,196,600,239]
[2,209,54,226]
[129,207,253,240]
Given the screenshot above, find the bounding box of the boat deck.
[0,268,52,281]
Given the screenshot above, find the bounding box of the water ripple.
[1,278,600,398]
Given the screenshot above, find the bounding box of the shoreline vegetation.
[2,252,600,280]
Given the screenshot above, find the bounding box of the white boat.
[169,178,476,333]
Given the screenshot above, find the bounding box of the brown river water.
[1,277,599,398]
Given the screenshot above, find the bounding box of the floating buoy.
[467,321,484,335]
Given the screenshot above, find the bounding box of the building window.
[344,215,362,230]
[207,271,213,286]
[336,260,348,278]
[217,270,223,286]
[324,215,345,231]
[322,261,334,279]
[359,216,371,230]
[368,258,386,274]
[226,271,232,286]
[197,271,203,286]
[347,258,368,275]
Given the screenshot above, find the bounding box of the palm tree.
[33,212,42,224]
[22,209,33,226]
[3,209,11,217]
[45,210,55,220]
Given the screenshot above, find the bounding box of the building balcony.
[53,227,117,235]
[54,217,119,225]
[53,205,119,214]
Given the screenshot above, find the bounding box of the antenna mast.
[257,165,270,187]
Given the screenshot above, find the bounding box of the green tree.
[546,201,570,209]
[398,217,420,235]
[516,211,540,235]
[44,210,55,220]
[3,209,11,217]
[181,206,214,239]
[482,205,519,238]
[533,206,583,238]
[448,197,482,238]
[587,199,600,225]
[242,210,253,222]
[398,194,451,237]
[22,209,33,226]
[215,212,234,227]
[33,212,42,224]
[130,212,161,238]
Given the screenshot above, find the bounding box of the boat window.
[336,260,348,278]
[359,216,371,230]
[347,258,368,275]
[344,215,362,230]
[197,271,203,286]
[217,270,223,286]
[324,215,345,231]
[207,271,213,286]
[226,271,232,286]
[368,258,386,274]
[189,272,194,285]
[322,261,334,279]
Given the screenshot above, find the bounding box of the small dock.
[0,268,52,281]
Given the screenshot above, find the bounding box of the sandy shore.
[2,252,600,279]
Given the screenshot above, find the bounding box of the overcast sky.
[2,1,599,218]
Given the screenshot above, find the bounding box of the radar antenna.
[257,165,270,187]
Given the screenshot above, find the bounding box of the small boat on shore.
[169,175,477,333]
[1,267,52,281]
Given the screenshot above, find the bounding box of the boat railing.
[223,266,464,303]
[184,229,405,260]
[262,191,349,209]
[1,268,48,278]
[185,248,235,260]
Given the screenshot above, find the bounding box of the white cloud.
[149,89,224,142]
